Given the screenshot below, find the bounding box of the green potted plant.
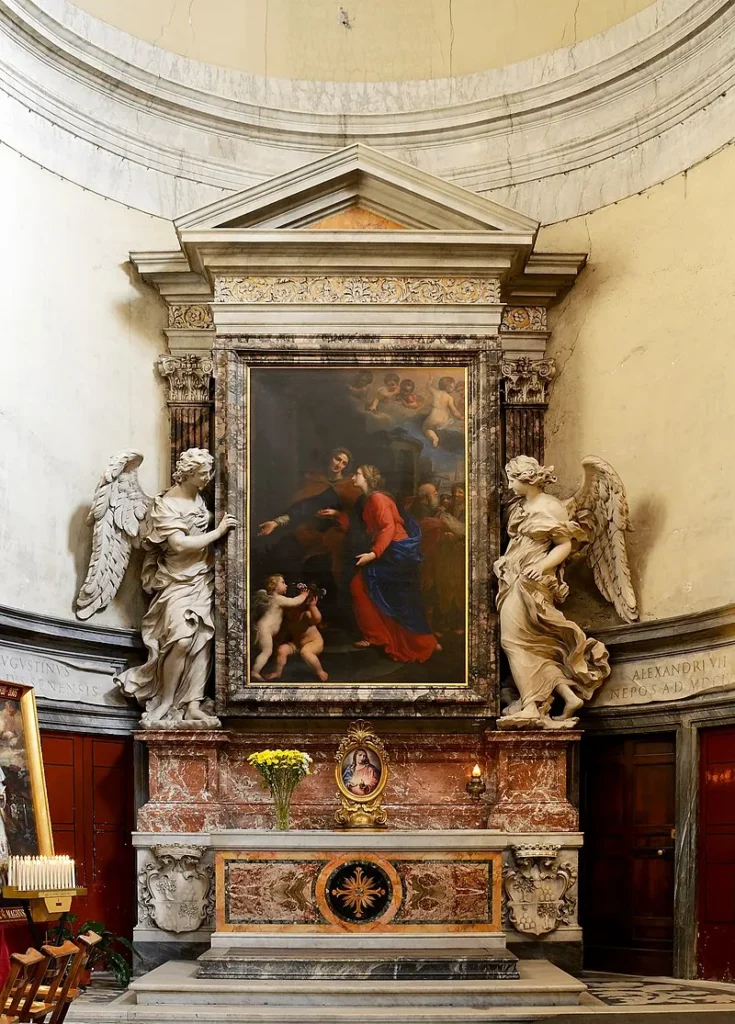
[53,914,142,987]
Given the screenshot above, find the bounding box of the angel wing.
[250,589,271,627]
[565,456,639,623]
[75,451,154,620]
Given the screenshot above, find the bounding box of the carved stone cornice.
[1,0,734,223]
[500,357,556,406]
[156,353,213,404]
[214,275,502,305]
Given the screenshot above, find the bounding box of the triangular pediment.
[175,144,539,235]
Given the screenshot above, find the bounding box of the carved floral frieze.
[503,844,577,938]
[156,353,214,404]
[167,304,214,330]
[500,357,556,405]
[214,275,501,305]
[138,844,215,934]
[501,306,547,332]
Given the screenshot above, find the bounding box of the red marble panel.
[216,851,502,933]
[486,731,580,832]
[136,725,520,834]
[226,860,322,924]
[397,861,493,924]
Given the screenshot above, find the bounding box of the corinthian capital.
[500,357,556,405]
[156,353,213,404]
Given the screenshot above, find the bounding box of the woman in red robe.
[320,465,439,663]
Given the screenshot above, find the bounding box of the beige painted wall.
[538,143,735,626]
[70,0,654,80]
[2,133,732,632]
[0,147,175,628]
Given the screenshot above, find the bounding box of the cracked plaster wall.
[69,0,655,81]
[0,145,175,627]
[538,143,735,625]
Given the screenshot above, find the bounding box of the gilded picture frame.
[334,720,389,829]
[0,681,54,861]
[214,335,501,717]
[336,742,388,806]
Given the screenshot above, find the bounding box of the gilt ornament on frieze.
[215,275,501,305]
[503,844,577,938]
[138,844,214,934]
[501,306,547,332]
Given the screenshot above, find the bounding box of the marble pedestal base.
[486,732,580,832]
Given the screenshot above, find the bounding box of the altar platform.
[129,958,586,1014]
[127,828,587,1020]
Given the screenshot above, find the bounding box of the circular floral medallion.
[324,861,393,924]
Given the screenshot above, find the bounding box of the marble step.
[197,945,520,980]
[128,959,586,1009]
[69,990,604,1024]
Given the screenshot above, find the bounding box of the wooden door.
[581,733,676,975]
[698,725,735,980]
[40,732,135,941]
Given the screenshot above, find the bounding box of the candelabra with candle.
[466,763,487,801]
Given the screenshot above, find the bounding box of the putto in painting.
[249,366,467,686]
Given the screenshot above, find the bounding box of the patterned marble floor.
[581,972,735,1007]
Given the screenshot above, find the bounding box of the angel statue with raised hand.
[75,448,237,728]
[493,455,638,731]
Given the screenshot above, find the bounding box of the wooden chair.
[0,949,49,1022]
[13,942,80,1023]
[46,932,102,1024]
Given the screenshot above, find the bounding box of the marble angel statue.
[493,455,638,730]
[75,448,237,728]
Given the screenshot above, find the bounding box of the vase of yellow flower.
[247,749,313,830]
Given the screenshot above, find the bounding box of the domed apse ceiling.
[68,0,656,80]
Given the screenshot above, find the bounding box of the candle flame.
[472,764,482,778]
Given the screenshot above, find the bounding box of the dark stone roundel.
[325,860,393,924]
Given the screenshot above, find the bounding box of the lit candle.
[472,764,482,778]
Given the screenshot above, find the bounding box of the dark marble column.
[500,357,555,465]
[157,354,214,474]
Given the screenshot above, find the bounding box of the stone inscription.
[0,646,127,707]
[592,643,735,707]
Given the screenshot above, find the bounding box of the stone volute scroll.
[503,844,577,938]
[138,844,214,934]
[334,720,389,829]
[494,455,638,730]
[75,448,237,728]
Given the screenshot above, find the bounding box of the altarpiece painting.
[215,339,499,714]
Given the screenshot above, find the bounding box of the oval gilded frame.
[334,740,388,805]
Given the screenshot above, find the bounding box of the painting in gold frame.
[247,365,467,687]
[334,720,389,828]
[0,681,54,861]
[215,339,500,716]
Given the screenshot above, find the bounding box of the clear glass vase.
[273,793,291,831]
[268,772,299,831]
